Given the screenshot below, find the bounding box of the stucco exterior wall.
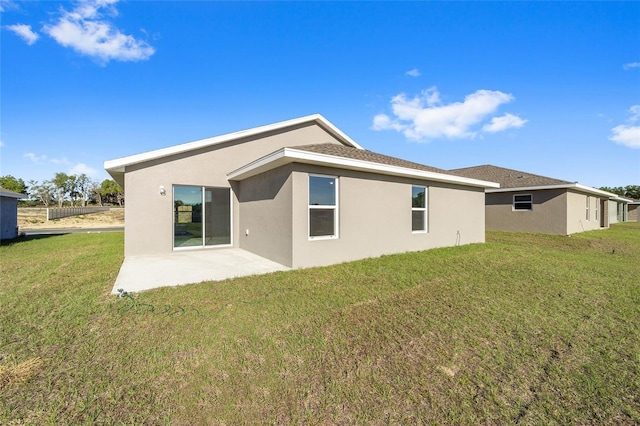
[288,165,486,269]
[236,165,294,267]
[628,204,639,222]
[122,123,343,256]
[0,196,19,240]
[612,201,628,222]
[608,201,619,224]
[485,189,568,234]
[566,191,604,234]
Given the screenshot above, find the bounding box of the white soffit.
[104,114,364,173]
[487,183,625,199]
[228,148,500,189]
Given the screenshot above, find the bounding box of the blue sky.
[2,0,639,189]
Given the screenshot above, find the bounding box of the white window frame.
[172,185,233,250]
[308,174,339,240]
[586,196,590,221]
[513,194,533,211]
[595,198,599,221]
[411,185,428,233]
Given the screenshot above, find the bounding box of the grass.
[1,224,639,424]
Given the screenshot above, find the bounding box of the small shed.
[0,188,25,241]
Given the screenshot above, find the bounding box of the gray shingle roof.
[292,143,449,174]
[449,164,572,189]
[0,188,25,199]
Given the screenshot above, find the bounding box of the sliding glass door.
[174,185,231,249]
[204,187,231,246]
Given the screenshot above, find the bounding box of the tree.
[0,175,28,194]
[100,179,124,206]
[67,174,79,206]
[52,172,71,207]
[600,185,640,200]
[90,180,103,206]
[28,180,56,206]
[75,174,92,207]
[623,185,640,200]
[599,186,625,196]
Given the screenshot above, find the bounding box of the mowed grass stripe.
[1,224,638,424]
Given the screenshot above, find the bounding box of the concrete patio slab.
[111,248,290,294]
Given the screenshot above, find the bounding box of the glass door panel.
[174,186,203,248]
[204,187,231,246]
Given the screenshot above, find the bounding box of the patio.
[111,248,290,294]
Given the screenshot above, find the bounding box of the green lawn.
[1,224,639,424]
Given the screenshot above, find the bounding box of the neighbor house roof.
[104,114,363,178]
[0,188,25,199]
[450,164,624,199]
[228,144,499,189]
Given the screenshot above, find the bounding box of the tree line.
[0,173,124,207]
[598,185,640,200]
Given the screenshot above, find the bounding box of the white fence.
[47,207,111,220]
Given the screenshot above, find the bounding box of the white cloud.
[483,113,528,133]
[423,86,440,106]
[405,68,421,77]
[69,162,98,177]
[24,152,47,162]
[610,125,640,148]
[24,153,79,166]
[623,62,640,70]
[609,105,640,149]
[372,87,526,141]
[5,23,39,45]
[0,140,4,148]
[43,0,155,63]
[51,157,72,165]
[0,0,19,13]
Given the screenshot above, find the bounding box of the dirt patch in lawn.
[18,208,124,230]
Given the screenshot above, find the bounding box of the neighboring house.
[608,196,632,224]
[450,164,629,235]
[627,201,639,222]
[0,188,24,241]
[105,114,498,270]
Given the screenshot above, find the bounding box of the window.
[174,185,231,248]
[595,198,599,221]
[586,196,590,220]
[309,175,338,239]
[513,194,533,211]
[412,186,427,232]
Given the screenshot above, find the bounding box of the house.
[628,201,639,222]
[450,164,629,235]
[0,188,24,241]
[608,196,632,224]
[105,114,498,275]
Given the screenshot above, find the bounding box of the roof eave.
[0,191,26,199]
[228,148,500,189]
[487,183,624,199]
[103,114,363,174]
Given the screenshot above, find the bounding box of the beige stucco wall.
[122,123,343,256]
[628,204,639,222]
[235,165,294,267]
[484,189,606,235]
[607,200,628,224]
[566,191,604,234]
[485,189,568,234]
[287,165,486,269]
